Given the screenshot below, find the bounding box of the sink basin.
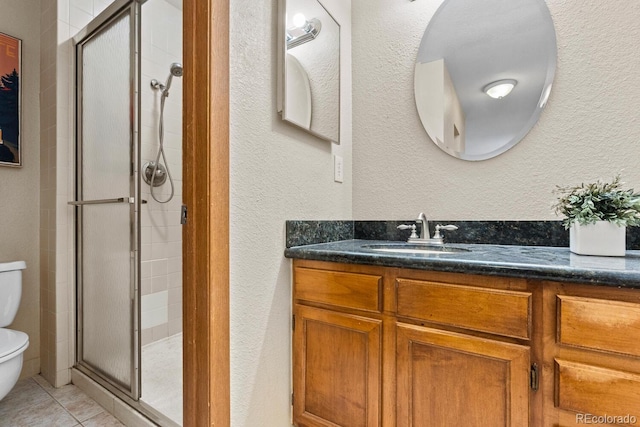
[362,244,471,255]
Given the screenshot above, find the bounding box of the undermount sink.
[362,244,471,255]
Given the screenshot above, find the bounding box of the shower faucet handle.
[142,162,168,187]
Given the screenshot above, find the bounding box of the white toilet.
[0,261,29,401]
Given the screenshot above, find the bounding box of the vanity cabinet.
[292,260,540,426]
[292,259,640,427]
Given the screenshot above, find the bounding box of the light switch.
[334,155,344,183]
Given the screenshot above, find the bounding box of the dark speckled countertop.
[284,240,640,289]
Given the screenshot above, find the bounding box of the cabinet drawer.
[294,267,382,313]
[555,359,640,419]
[396,279,531,339]
[557,295,640,357]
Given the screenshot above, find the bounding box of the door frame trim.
[183,0,231,425]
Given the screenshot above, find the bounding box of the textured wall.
[229,0,351,425]
[0,0,40,379]
[352,0,640,221]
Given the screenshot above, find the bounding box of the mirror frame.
[277,0,341,144]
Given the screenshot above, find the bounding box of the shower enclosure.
[71,0,184,425]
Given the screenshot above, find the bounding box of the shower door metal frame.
[73,0,142,401]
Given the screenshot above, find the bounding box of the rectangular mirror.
[278,0,340,143]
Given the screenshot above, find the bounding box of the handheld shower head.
[170,62,183,77]
[145,62,184,204]
[162,62,183,97]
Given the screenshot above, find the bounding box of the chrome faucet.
[416,212,430,239]
[397,212,459,245]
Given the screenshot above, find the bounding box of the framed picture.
[0,32,21,167]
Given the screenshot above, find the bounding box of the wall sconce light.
[286,14,322,49]
[483,79,518,99]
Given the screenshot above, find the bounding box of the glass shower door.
[73,2,140,399]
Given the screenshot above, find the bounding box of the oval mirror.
[414,0,557,161]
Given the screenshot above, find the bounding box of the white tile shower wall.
[141,290,169,329]
[140,0,183,346]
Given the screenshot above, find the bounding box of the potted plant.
[553,175,640,256]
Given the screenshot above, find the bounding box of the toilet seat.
[0,328,29,364]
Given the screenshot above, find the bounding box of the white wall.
[415,59,466,154]
[229,0,351,425]
[0,0,40,379]
[352,0,640,220]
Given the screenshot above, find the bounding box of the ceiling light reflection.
[483,79,518,99]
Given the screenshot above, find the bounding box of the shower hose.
[149,92,175,204]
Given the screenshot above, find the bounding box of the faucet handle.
[433,224,458,240]
[397,224,418,239]
[436,224,458,232]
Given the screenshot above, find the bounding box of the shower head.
[170,62,183,77]
[163,62,183,97]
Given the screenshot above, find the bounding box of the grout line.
[30,377,83,425]
[32,375,106,425]
[32,377,83,424]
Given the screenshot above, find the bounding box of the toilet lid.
[0,328,29,359]
[0,261,26,273]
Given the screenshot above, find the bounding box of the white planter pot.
[570,222,626,257]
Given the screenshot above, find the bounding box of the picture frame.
[0,32,21,167]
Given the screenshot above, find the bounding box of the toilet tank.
[0,261,26,328]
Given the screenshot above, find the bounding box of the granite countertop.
[284,239,640,289]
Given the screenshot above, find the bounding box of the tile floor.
[0,333,183,426]
[0,375,124,427]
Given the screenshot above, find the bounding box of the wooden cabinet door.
[293,304,382,427]
[396,324,531,427]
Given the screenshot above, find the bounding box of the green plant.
[553,175,640,229]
